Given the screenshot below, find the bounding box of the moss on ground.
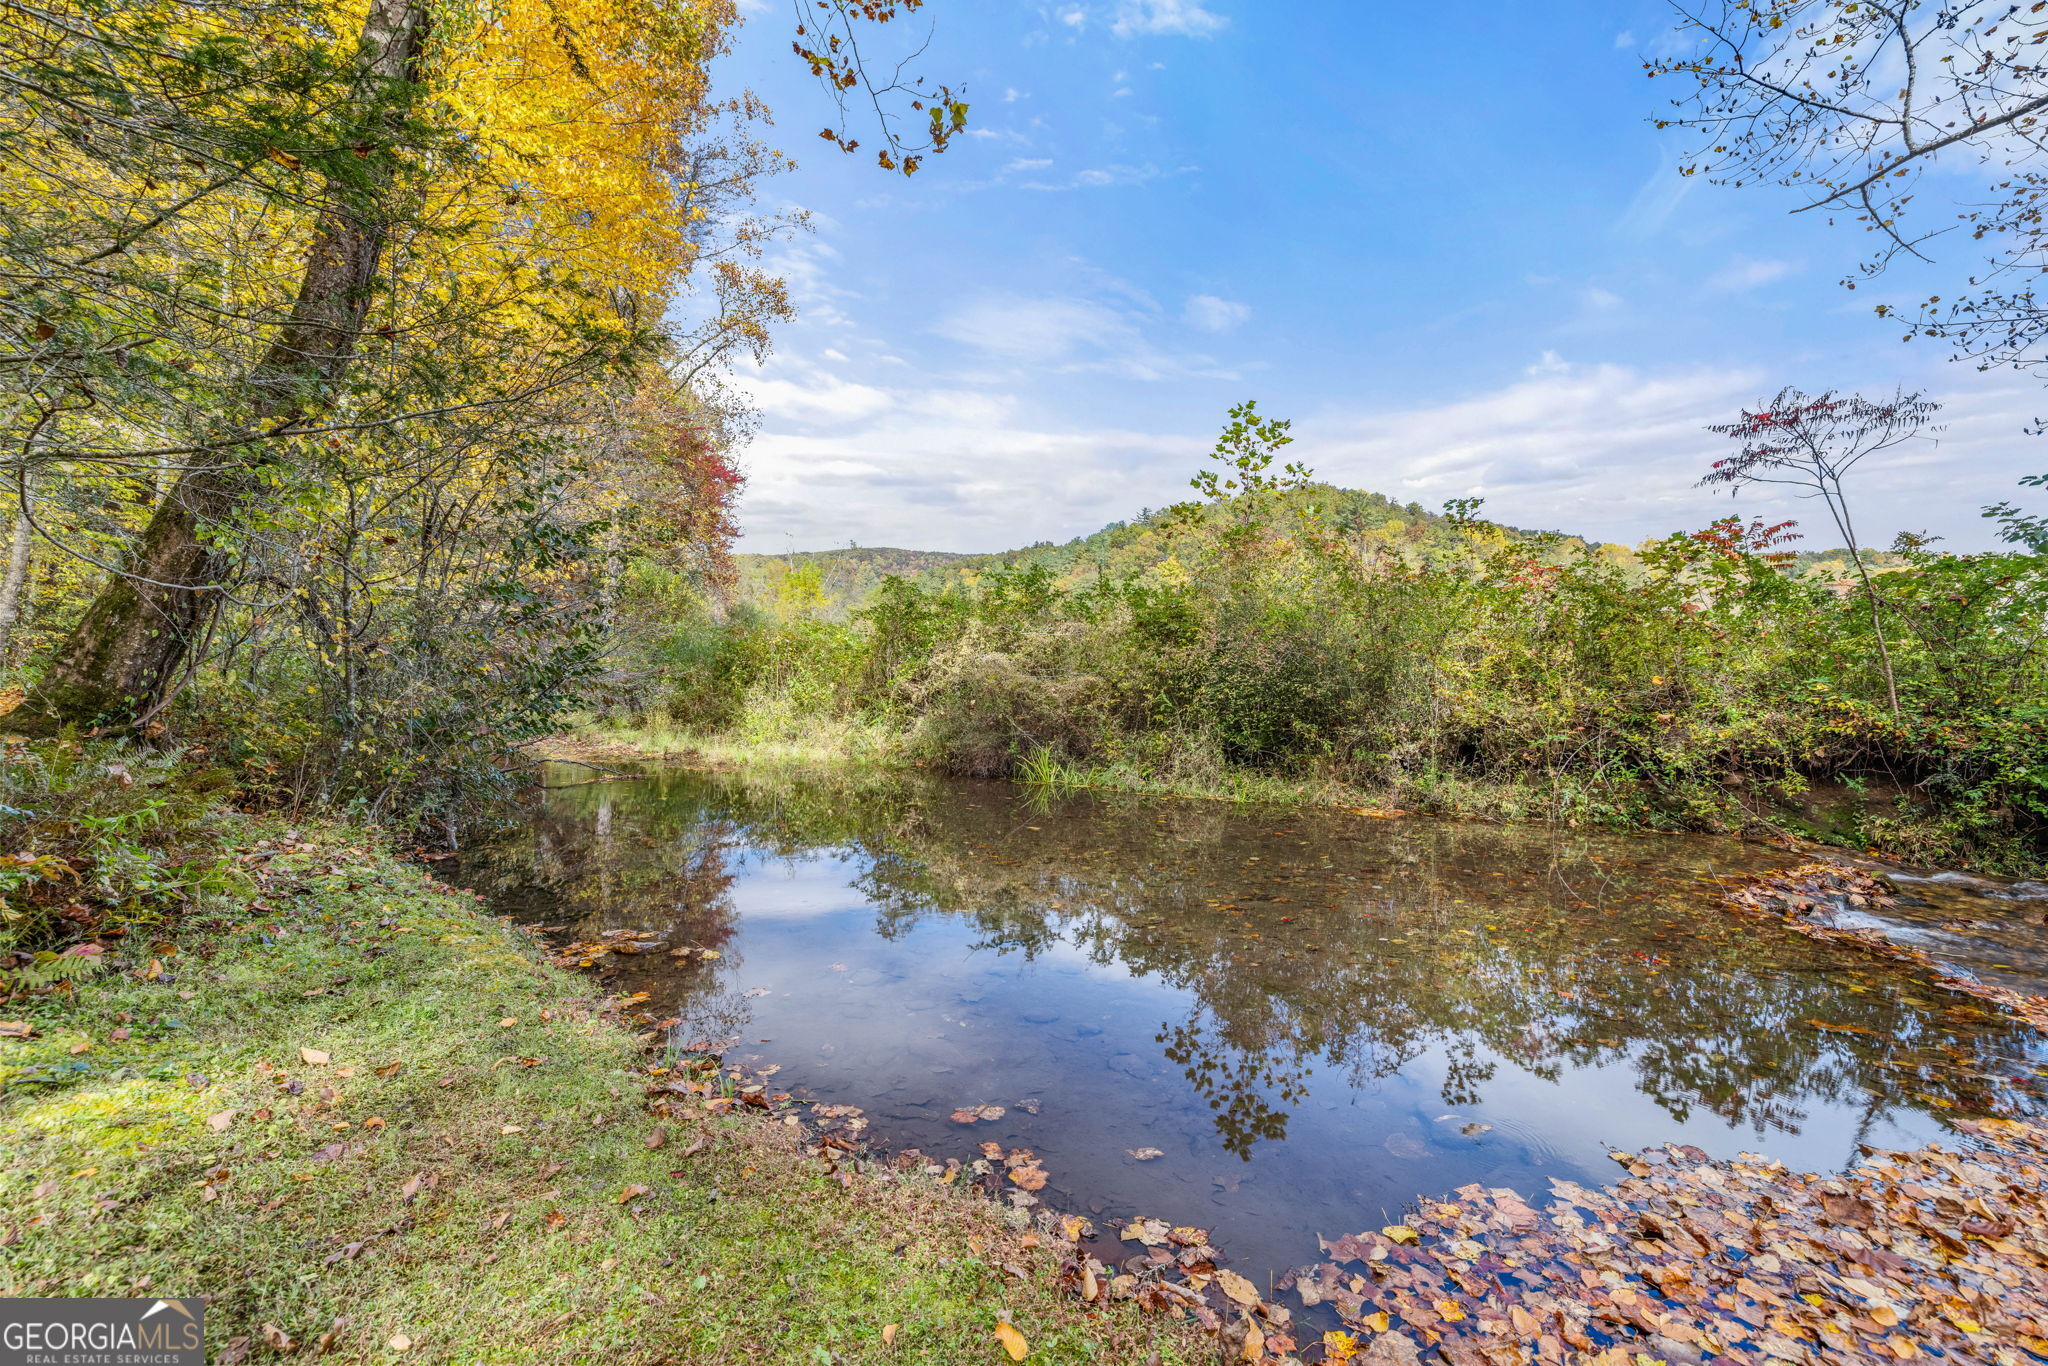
[0,830,1208,1365]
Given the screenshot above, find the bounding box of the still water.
[457,764,2047,1283]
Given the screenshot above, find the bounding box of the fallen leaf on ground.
[388,1333,412,1352]
[206,1109,237,1131]
[299,1048,330,1066]
[881,1324,898,1348]
[993,1322,1028,1361]
[617,1184,649,1203]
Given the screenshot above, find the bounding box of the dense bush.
[617,486,2048,873]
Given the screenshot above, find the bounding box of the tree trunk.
[16,0,426,733]
[0,493,33,664]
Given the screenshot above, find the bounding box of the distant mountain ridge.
[731,483,1900,609]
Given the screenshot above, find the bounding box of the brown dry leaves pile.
[1282,1118,2048,1366]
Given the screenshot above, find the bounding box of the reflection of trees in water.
[458,784,754,1037]
[466,765,2043,1159]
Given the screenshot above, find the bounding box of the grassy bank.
[0,819,1206,1365]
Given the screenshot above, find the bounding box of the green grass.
[0,829,1208,1365]
[553,712,900,770]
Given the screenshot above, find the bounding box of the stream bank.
[0,825,1210,1364]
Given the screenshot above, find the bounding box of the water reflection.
[457,765,2047,1281]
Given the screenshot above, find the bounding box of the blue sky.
[705,1,2042,553]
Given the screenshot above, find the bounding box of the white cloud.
[932,296,1132,363]
[1613,29,1636,49]
[1004,157,1055,174]
[1110,0,1227,37]
[1308,362,2046,549]
[735,370,894,426]
[1019,163,1171,191]
[738,408,1202,552]
[1705,255,1799,293]
[1182,294,1250,333]
[1526,349,1570,376]
[734,358,2048,555]
[1581,286,1623,312]
[1057,5,1086,27]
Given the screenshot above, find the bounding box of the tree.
[1650,1,2048,372]
[14,0,435,729]
[1702,387,1942,713]
[7,0,963,740]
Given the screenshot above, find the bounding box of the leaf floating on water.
[1008,1164,1048,1191]
[742,987,771,999]
[1381,1224,1419,1245]
[948,1104,1005,1124]
[1126,1147,1165,1161]
[1457,1122,1492,1138]
[1216,1269,1261,1307]
[1121,1217,1170,1246]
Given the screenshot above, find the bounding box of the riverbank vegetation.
[0,752,1204,1363]
[593,402,2048,874]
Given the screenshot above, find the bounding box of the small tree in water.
[1701,387,1942,715]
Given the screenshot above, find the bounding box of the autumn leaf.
[206,1109,237,1132]
[1008,1164,1048,1191]
[993,1321,1028,1361]
[617,1184,649,1203]
[300,1047,330,1066]
[948,1104,1005,1124]
[1216,1268,1261,1307]
[1381,1224,1419,1245]
[388,1332,412,1351]
[881,1324,898,1348]
[1126,1147,1165,1161]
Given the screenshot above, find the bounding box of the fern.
[3,951,109,993]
